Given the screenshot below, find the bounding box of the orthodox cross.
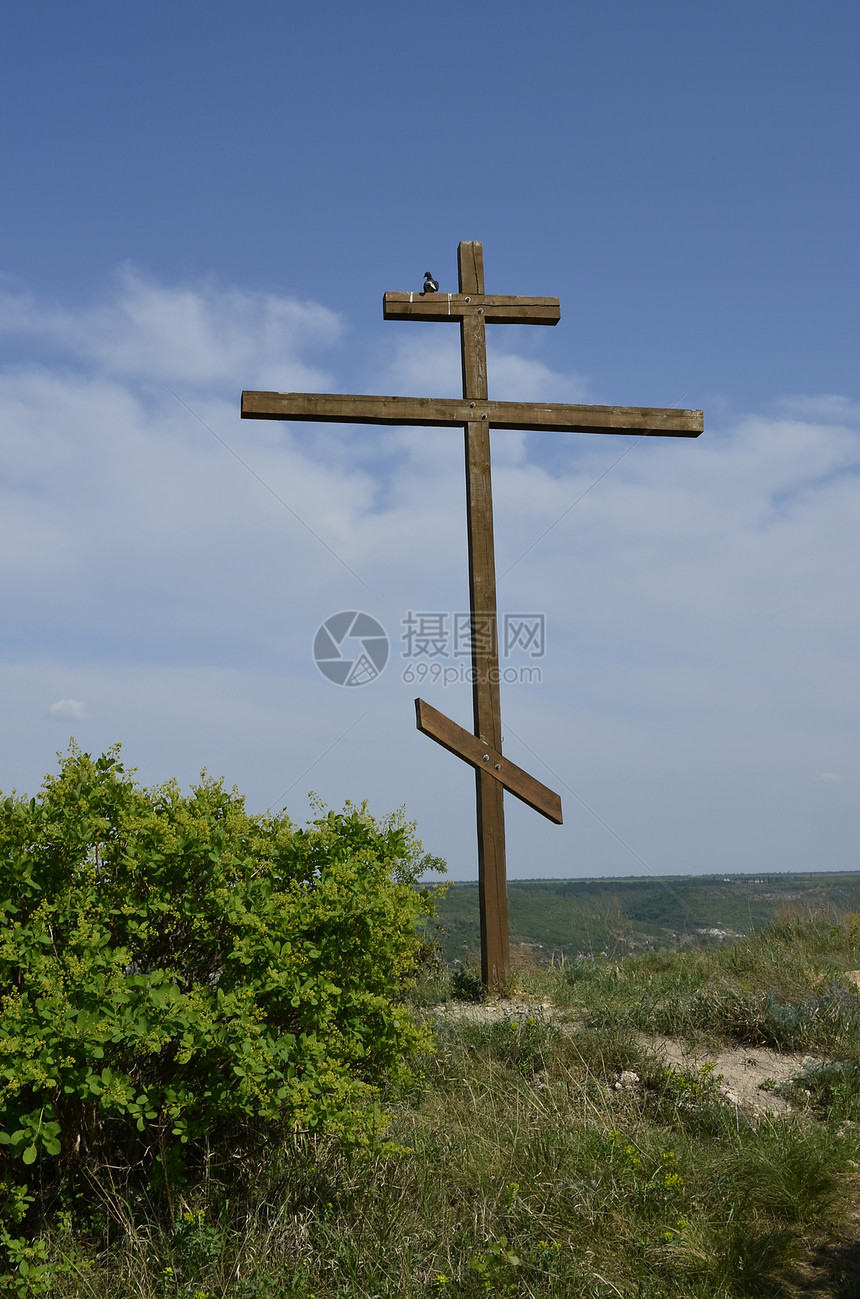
[242,242,703,990]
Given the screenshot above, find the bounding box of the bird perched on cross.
[422,271,439,295]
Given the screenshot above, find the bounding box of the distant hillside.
[425,872,860,965]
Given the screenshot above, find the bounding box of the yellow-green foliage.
[0,746,434,1291]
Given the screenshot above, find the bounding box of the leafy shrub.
[640,1062,735,1139]
[781,1059,860,1122]
[563,955,606,986]
[484,1013,560,1077]
[613,969,860,1053]
[0,746,436,1289]
[451,963,486,1003]
[685,983,860,1051]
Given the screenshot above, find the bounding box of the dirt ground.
[641,1034,808,1115]
[433,997,860,1293]
[433,998,820,1116]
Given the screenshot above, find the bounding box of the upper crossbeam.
[383,292,560,326]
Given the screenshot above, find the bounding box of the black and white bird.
[422,271,439,295]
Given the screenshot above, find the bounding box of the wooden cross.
[242,242,703,990]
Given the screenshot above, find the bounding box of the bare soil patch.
[642,1034,811,1116]
[434,998,820,1116]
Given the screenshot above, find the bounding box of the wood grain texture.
[457,242,509,987]
[383,292,560,325]
[477,770,508,989]
[241,390,704,436]
[458,241,485,297]
[415,698,563,823]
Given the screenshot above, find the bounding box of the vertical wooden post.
[458,242,509,991]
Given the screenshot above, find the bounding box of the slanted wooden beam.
[415,698,562,824]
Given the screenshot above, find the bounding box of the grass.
[24,910,860,1297]
[512,906,860,1057]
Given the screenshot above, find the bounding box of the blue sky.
[1,1,858,880]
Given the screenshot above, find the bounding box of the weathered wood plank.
[384,292,561,326]
[415,698,563,824]
[477,770,508,989]
[457,242,510,988]
[241,390,704,436]
[461,332,488,405]
[459,241,485,297]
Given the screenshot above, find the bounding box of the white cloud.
[370,330,589,404]
[0,269,342,392]
[777,394,860,422]
[1,272,859,879]
[48,699,90,720]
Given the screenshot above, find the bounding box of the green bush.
[451,962,486,1003]
[781,1058,860,1122]
[0,745,436,1289]
[483,1013,561,1077]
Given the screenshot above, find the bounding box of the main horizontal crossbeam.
[241,391,703,437]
